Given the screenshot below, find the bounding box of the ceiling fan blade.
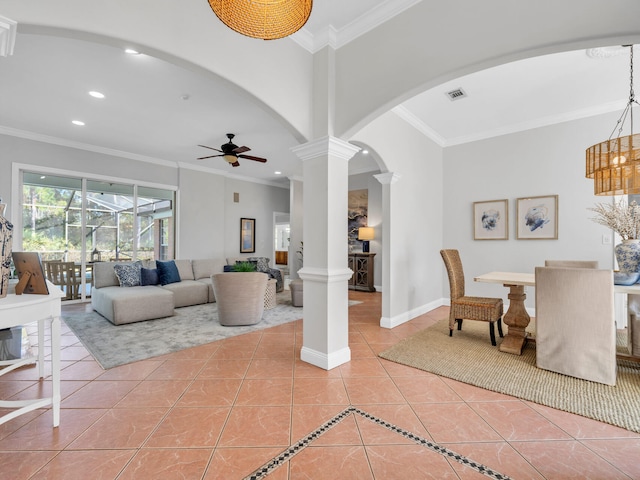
[238,154,267,163]
[231,161,240,167]
[197,154,224,160]
[198,144,223,153]
[232,146,251,154]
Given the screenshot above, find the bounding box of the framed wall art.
[516,195,558,240]
[473,199,508,240]
[240,218,256,253]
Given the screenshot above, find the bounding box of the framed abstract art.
[473,199,508,240]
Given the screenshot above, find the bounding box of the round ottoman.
[289,279,303,307]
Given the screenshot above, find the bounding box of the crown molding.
[291,0,420,53]
[0,125,176,167]
[291,135,360,161]
[443,99,627,147]
[391,106,446,147]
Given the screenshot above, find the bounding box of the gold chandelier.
[207,0,313,40]
[586,45,640,195]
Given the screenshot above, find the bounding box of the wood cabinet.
[348,253,376,292]
[275,250,288,265]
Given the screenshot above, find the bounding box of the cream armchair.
[535,266,616,385]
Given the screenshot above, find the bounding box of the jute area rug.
[379,317,640,433]
[65,293,360,370]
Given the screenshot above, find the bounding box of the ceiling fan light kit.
[198,133,268,167]
[207,0,313,40]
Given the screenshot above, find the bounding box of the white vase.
[615,239,640,274]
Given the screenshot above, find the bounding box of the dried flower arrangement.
[588,199,640,240]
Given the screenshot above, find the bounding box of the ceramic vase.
[0,213,13,299]
[615,239,640,274]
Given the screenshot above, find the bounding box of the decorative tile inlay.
[243,406,511,480]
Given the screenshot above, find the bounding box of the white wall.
[353,111,444,323]
[223,178,290,262]
[443,111,619,308]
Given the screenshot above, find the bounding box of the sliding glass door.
[21,171,175,301]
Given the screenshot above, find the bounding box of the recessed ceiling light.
[362,149,369,155]
[275,171,282,175]
[125,48,140,55]
[40,175,46,179]
[89,91,105,99]
[72,120,85,126]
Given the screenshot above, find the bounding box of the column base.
[300,346,351,371]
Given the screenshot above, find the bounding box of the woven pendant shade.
[208,0,313,40]
[586,133,640,195]
[586,45,640,196]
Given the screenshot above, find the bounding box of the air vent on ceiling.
[446,88,467,101]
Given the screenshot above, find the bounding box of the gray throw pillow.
[248,256,270,273]
[113,261,143,287]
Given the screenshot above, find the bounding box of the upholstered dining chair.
[544,259,599,269]
[440,249,504,346]
[535,266,616,385]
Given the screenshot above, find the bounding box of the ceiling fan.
[197,133,267,167]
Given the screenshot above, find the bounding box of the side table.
[264,278,277,310]
[0,280,64,427]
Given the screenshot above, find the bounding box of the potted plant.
[232,261,257,272]
[589,199,640,276]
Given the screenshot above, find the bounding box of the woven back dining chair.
[440,249,504,346]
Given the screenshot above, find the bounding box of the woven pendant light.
[208,0,313,40]
[586,45,640,195]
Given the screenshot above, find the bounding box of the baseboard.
[300,346,351,370]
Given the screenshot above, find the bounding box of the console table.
[348,253,376,292]
[0,281,64,427]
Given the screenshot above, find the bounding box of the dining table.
[474,272,535,355]
[475,271,640,359]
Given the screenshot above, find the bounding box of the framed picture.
[473,199,508,240]
[240,218,256,253]
[516,195,558,240]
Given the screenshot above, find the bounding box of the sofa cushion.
[91,285,174,325]
[113,261,143,287]
[174,259,195,281]
[161,280,209,308]
[140,267,159,286]
[192,259,224,280]
[157,260,181,285]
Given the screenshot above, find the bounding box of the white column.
[292,136,360,370]
[374,172,401,328]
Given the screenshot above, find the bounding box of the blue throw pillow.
[156,260,181,285]
[140,267,159,286]
[113,261,142,287]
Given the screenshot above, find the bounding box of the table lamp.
[358,227,374,253]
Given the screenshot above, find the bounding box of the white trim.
[380,298,443,329]
[291,136,360,162]
[290,0,421,53]
[298,267,354,283]
[0,15,17,57]
[177,162,290,189]
[392,106,446,147]
[300,346,351,370]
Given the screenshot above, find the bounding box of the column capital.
[291,136,360,162]
[374,172,401,185]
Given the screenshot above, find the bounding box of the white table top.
[475,271,640,293]
[474,271,535,286]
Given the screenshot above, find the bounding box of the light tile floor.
[1,291,639,479]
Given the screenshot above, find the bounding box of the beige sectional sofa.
[91,259,225,325]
